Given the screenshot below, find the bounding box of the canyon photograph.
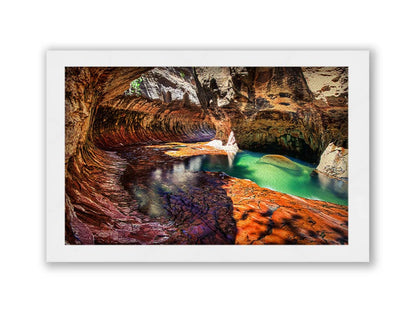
[65,66,348,245]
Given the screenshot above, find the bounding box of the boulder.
[315,143,348,179]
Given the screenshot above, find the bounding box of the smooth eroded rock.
[258,155,302,172]
[315,142,348,179]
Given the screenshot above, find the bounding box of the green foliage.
[126,77,143,96]
[179,71,185,79]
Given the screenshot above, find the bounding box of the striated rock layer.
[65,66,348,245]
[193,66,348,162]
[65,67,232,244]
[65,67,152,166]
[66,142,173,244]
[92,98,216,149]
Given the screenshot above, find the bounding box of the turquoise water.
[199,150,348,206]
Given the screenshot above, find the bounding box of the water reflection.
[227,150,236,167]
[312,172,348,198]
[125,150,348,215]
[130,156,209,217]
[196,151,348,206]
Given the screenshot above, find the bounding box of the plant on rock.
[126,77,143,96]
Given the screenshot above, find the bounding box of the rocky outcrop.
[194,67,313,112]
[194,67,235,108]
[65,104,220,244]
[205,131,239,153]
[65,141,174,244]
[192,67,348,162]
[234,67,314,113]
[227,102,348,162]
[65,67,223,244]
[65,67,151,165]
[315,143,348,179]
[139,67,200,105]
[65,66,349,245]
[303,67,348,107]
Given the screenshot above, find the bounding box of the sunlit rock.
[64,66,349,245]
[139,67,200,105]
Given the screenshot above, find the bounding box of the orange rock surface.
[149,142,228,157]
[221,176,348,245]
[154,142,349,245]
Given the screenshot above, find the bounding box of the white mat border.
[47,50,369,262]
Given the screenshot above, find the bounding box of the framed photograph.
[47,50,369,262]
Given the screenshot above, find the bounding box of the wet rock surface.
[67,141,347,245]
[65,142,173,245]
[65,67,349,245]
[118,145,237,244]
[223,177,348,245]
[66,142,237,244]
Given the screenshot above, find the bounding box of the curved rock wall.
[65,67,224,244]
[92,97,216,149]
[193,66,348,162]
[65,66,348,244]
[65,141,236,244]
[65,141,174,244]
[65,67,152,165]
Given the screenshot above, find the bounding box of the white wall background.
[1,1,414,311]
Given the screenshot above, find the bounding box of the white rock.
[316,142,348,179]
[205,131,239,153]
[205,139,224,149]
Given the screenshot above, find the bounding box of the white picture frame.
[47,50,369,262]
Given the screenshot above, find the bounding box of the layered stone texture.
[66,142,237,244]
[65,66,348,245]
[194,67,235,107]
[65,67,222,244]
[65,67,152,165]
[193,67,348,163]
[92,97,215,149]
[139,67,200,105]
[303,67,348,106]
[65,142,173,244]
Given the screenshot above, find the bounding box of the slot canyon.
[65,66,348,245]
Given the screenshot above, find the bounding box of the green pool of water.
[199,150,348,206]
